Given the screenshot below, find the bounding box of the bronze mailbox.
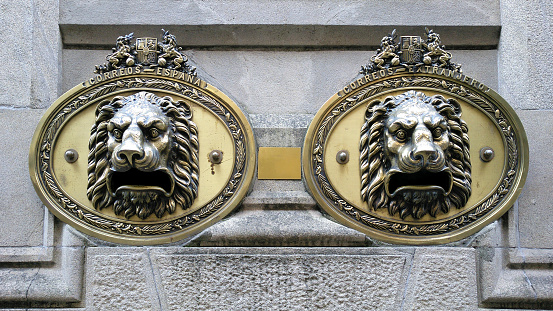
[29,31,256,245]
[303,29,528,244]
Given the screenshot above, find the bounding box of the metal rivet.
[336,150,349,164]
[209,150,223,164]
[64,149,79,163]
[480,147,494,162]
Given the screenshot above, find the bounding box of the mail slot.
[303,29,528,244]
[29,31,256,245]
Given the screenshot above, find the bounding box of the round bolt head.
[64,149,79,163]
[336,150,349,164]
[480,147,494,162]
[209,150,223,164]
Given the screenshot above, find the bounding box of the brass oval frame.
[303,70,529,245]
[29,73,256,245]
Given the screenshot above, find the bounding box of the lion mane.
[86,92,199,219]
[359,90,471,219]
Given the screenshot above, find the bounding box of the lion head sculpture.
[87,91,199,219]
[359,90,471,219]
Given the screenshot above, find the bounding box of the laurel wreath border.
[312,76,519,236]
[38,77,247,236]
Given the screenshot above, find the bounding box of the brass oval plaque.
[29,32,256,245]
[303,30,528,244]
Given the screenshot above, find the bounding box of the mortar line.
[42,206,49,248]
[399,250,415,311]
[514,201,537,299]
[147,249,165,311]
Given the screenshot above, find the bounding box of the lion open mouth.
[108,168,174,197]
[386,170,452,197]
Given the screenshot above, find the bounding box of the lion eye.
[432,128,443,139]
[112,129,123,140]
[395,129,407,142]
[149,128,160,138]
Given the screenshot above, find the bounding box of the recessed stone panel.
[151,248,409,311]
[403,248,477,311]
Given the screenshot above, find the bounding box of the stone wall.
[1,0,552,309]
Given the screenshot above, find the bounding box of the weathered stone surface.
[63,50,498,115]
[61,49,108,93]
[0,219,85,261]
[60,0,500,26]
[57,221,87,247]
[30,0,61,108]
[511,249,553,302]
[87,248,159,311]
[0,0,60,109]
[149,248,409,311]
[479,247,553,309]
[0,246,83,303]
[499,0,553,109]
[250,179,306,193]
[63,50,367,113]
[478,247,504,306]
[454,50,498,90]
[84,248,416,310]
[0,211,54,262]
[462,221,503,248]
[193,50,368,115]
[193,208,369,247]
[515,110,553,248]
[0,1,33,108]
[60,0,499,48]
[1,309,85,311]
[250,114,313,129]
[403,248,477,311]
[251,114,312,147]
[0,108,47,247]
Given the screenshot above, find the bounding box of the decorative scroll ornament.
[303,29,528,244]
[30,31,255,245]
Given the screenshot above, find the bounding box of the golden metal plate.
[258,147,301,180]
[303,66,528,245]
[29,68,256,245]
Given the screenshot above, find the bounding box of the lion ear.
[367,99,381,109]
[176,100,193,116]
[95,97,118,116]
[175,99,190,108]
[95,99,110,116]
[366,99,381,118]
[447,98,462,116]
[382,96,396,105]
[95,96,124,120]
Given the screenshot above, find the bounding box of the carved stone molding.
[479,247,553,309]
[0,225,84,307]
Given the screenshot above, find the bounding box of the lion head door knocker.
[30,30,256,244]
[360,91,471,220]
[303,29,528,244]
[87,92,199,220]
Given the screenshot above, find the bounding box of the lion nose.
[411,127,438,166]
[412,142,439,165]
[117,126,144,165]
